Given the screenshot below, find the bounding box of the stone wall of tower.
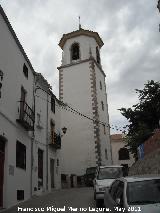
[60,61,97,175]
[59,32,112,176]
[94,63,112,165]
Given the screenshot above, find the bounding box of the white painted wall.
[48,96,61,189]
[0,12,34,208]
[34,79,61,194]
[0,8,61,209]
[61,61,96,175]
[111,138,134,167]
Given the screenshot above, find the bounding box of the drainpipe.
[46,92,49,191]
[34,82,50,191]
[30,75,37,197]
[30,135,33,197]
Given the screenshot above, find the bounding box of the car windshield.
[127,179,160,205]
[97,167,123,180]
[86,167,96,175]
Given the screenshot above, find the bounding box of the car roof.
[118,175,160,183]
[99,165,123,169]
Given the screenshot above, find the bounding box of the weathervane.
[78,16,81,30]
[157,0,160,12]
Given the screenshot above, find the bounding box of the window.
[0,82,2,98]
[37,113,40,125]
[50,120,55,144]
[0,70,3,99]
[96,46,100,64]
[17,190,24,200]
[0,70,4,80]
[98,167,123,180]
[23,64,28,78]
[38,149,43,188]
[20,87,27,117]
[103,124,106,134]
[71,43,80,60]
[16,141,26,170]
[21,86,26,102]
[101,101,104,111]
[51,96,55,113]
[100,81,102,90]
[119,148,130,160]
[127,179,160,205]
[57,159,59,166]
[105,149,108,160]
[61,174,67,182]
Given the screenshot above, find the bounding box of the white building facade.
[111,134,134,174]
[33,73,62,194]
[0,6,35,208]
[0,6,61,208]
[58,28,112,180]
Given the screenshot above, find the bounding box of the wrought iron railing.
[17,101,35,131]
[49,132,61,149]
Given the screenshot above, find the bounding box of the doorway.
[50,159,55,188]
[38,149,43,190]
[20,87,26,118]
[0,139,5,207]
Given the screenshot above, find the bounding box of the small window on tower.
[50,120,55,144]
[105,149,108,160]
[103,124,106,134]
[96,46,100,64]
[51,96,55,113]
[23,63,28,78]
[71,43,80,60]
[100,81,102,90]
[101,101,104,111]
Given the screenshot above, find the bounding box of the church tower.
[58,27,112,178]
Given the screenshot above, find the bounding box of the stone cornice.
[59,28,104,49]
[57,58,106,77]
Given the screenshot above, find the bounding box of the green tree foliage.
[119,80,160,159]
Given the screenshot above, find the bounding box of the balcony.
[49,132,61,149]
[17,101,35,131]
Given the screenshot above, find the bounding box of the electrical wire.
[35,94,128,133]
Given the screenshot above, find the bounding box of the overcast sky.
[1,0,160,133]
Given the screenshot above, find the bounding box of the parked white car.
[93,165,123,207]
[104,176,160,213]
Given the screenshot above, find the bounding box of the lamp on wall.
[62,126,67,135]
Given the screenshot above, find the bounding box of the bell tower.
[58,28,112,177]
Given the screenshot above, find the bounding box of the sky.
[0,0,160,133]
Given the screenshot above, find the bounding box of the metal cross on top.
[78,16,81,30]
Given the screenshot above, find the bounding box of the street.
[3,187,100,213]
